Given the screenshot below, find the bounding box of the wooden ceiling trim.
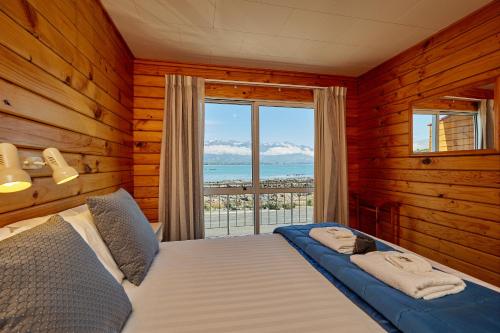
[134,59,357,89]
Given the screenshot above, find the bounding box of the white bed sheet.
[122,234,385,333]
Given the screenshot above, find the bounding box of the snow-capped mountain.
[204,140,313,165]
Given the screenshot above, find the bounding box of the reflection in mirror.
[412,80,496,153]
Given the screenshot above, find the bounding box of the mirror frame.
[409,76,500,157]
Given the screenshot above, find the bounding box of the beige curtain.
[159,75,205,241]
[314,87,349,225]
[477,99,495,149]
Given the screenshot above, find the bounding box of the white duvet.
[122,235,385,333]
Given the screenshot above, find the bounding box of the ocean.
[204,164,313,182]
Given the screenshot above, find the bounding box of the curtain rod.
[204,79,325,90]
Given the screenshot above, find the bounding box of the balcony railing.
[204,177,313,189]
[204,191,313,238]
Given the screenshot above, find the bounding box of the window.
[412,113,434,153]
[411,79,496,155]
[203,101,314,237]
[413,110,477,153]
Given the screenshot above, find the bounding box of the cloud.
[262,144,314,157]
[204,145,251,155]
[205,141,314,157]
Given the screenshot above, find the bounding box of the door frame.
[204,98,315,235]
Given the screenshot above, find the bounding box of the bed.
[122,230,499,333]
[2,201,499,333]
[122,234,385,333]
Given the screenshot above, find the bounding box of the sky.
[204,102,314,147]
[205,103,252,143]
[412,114,432,150]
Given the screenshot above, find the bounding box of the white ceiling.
[102,0,491,76]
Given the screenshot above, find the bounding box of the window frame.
[408,77,499,157]
[203,98,315,235]
[412,109,479,153]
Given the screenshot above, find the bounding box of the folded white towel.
[309,227,356,254]
[384,251,433,273]
[325,227,354,238]
[351,251,466,300]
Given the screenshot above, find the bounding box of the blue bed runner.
[274,223,500,333]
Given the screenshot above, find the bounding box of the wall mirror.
[410,77,498,155]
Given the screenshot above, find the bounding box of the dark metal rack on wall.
[353,194,400,245]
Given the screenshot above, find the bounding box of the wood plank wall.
[132,60,359,222]
[1,0,496,287]
[0,0,134,225]
[357,1,500,285]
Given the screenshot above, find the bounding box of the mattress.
[122,234,385,333]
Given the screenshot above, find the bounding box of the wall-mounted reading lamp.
[0,143,32,193]
[0,143,79,193]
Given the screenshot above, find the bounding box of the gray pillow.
[0,215,132,332]
[87,189,159,286]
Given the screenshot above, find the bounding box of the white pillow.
[0,228,12,241]
[7,216,48,229]
[0,226,33,241]
[60,206,125,283]
[5,205,125,283]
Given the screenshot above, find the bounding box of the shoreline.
[204,176,313,188]
[203,177,314,211]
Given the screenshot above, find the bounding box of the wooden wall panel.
[357,1,500,285]
[0,0,133,225]
[2,0,494,288]
[133,59,359,222]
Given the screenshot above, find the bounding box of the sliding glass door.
[203,102,255,237]
[258,104,314,234]
[203,100,314,238]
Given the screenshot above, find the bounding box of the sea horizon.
[204,163,313,182]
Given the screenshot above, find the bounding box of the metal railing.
[204,190,313,238]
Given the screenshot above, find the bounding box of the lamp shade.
[0,143,32,193]
[42,148,79,184]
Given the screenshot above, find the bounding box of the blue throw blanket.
[274,223,500,333]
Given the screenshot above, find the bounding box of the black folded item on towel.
[353,235,377,254]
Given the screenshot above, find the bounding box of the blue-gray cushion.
[0,215,132,332]
[87,189,159,285]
